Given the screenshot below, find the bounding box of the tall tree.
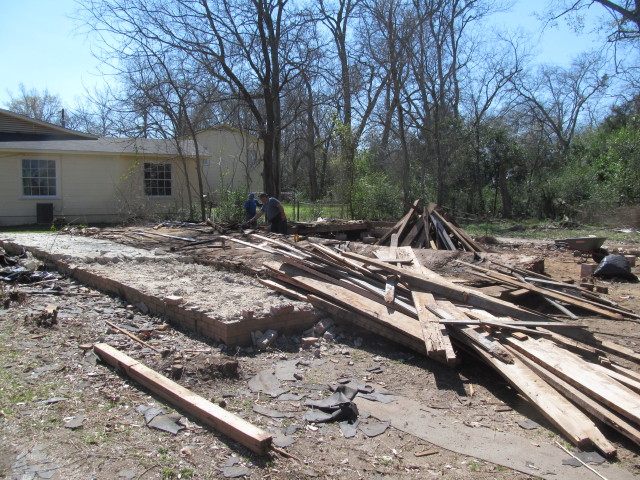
[511,53,609,156]
[316,0,389,213]
[81,0,311,197]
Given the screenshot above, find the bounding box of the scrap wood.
[590,364,640,394]
[376,199,421,246]
[488,260,639,318]
[264,261,427,352]
[104,320,161,353]
[549,329,640,365]
[467,340,600,451]
[441,314,585,328]
[504,336,640,426]
[131,231,196,242]
[512,346,638,451]
[392,247,457,365]
[258,278,308,302]
[171,237,225,251]
[249,233,312,259]
[278,256,417,316]
[400,216,425,247]
[307,294,425,353]
[341,251,550,322]
[93,343,272,455]
[458,260,626,320]
[598,358,640,384]
[432,300,513,364]
[219,235,305,260]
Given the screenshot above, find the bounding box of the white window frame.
[144,162,172,197]
[21,158,59,198]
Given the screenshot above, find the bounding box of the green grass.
[283,202,350,222]
[464,220,640,244]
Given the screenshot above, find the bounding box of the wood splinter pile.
[246,233,640,459]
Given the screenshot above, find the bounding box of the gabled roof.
[0,137,204,157]
[0,108,98,140]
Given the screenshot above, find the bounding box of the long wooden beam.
[459,260,625,320]
[466,342,597,450]
[508,347,627,454]
[93,343,272,455]
[504,336,640,426]
[341,251,549,321]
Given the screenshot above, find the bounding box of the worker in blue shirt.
[244,193,261,227]
[244,193,288,234]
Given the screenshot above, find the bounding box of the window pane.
[22,159,56,196]
[143,163,171,197]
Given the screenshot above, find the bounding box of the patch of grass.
[464,220,639,244]
[468,461,480,471]
[161,467,177,480]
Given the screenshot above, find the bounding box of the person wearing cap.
[244,193,261,227]
[245,193,288,234]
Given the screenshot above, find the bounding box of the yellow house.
[196,125,263,199]
[0,109,263,226]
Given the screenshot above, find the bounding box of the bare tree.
[546,0,640,43]
[316,0,390,212]
[6,84,64,124]
[80,0,313,197]
[511,53,609,156]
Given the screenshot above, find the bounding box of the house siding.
[0,152,199,226]
[196,127,263,197]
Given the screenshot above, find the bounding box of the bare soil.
[1,226,640,480]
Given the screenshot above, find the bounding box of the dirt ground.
[1,225,640,480]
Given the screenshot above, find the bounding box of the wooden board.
[93,343,272,455]
[342,251,549,322]
[308,295,425,353]
[509,346,638,451]
[459,261,625,320]
[264,261,425,347]
[392,247,456,365]
[434,300,513,364]
[467,342,596,449]
[504,336,640,426]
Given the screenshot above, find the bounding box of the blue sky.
[0,0,605,109]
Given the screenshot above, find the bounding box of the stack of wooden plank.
[459,259,640,324]
[376,200,485,252]
[246,235,640,458]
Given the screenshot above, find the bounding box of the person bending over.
[244,193,287,234]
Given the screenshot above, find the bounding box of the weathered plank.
[468,343,595,450]
[509,347,624,455]
[308,295,424,353]
[342,251,549,321]
[459,260,625,320]
[434,300,513,364]
[264,261,425,346]
[93,343,272,455]
[504,336,640,426]
[393,247,456,365]
[376,200,421,246]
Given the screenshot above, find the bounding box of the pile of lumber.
[376,200,485,252]
[459,259,640,324]
[245,234,640,458]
